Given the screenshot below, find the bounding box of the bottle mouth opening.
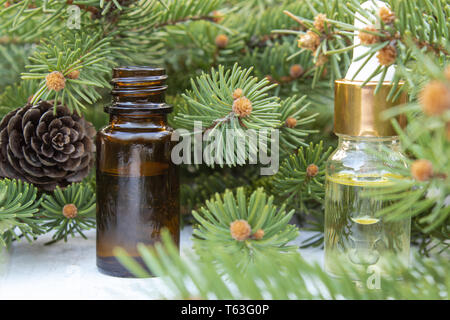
[112,66,165,77]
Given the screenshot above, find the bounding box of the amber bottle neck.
[109,114,168,125]
[106,66,172,115]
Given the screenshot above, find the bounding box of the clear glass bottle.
[96,66,179,277]
[324,80,411,279]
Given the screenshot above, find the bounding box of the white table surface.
[0,227,323,300]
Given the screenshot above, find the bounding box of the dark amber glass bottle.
[96,66,179,277]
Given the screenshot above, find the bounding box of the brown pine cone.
[0,100,96,191]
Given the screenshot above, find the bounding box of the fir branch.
[192,187,299,270]
[21,30,115,113]
[277,95,318,158]
[40,182,96,244]
[272,141,333,213]
[177,64,279,132]
[0,178,42,248]
[173,63,281,167]
[280,0,449,88]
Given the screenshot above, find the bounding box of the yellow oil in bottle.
[324,173,410,278]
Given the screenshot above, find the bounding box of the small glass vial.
[96,66,179,277]
[324,80,410,279]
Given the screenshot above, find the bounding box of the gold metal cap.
[334,79,407,137]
